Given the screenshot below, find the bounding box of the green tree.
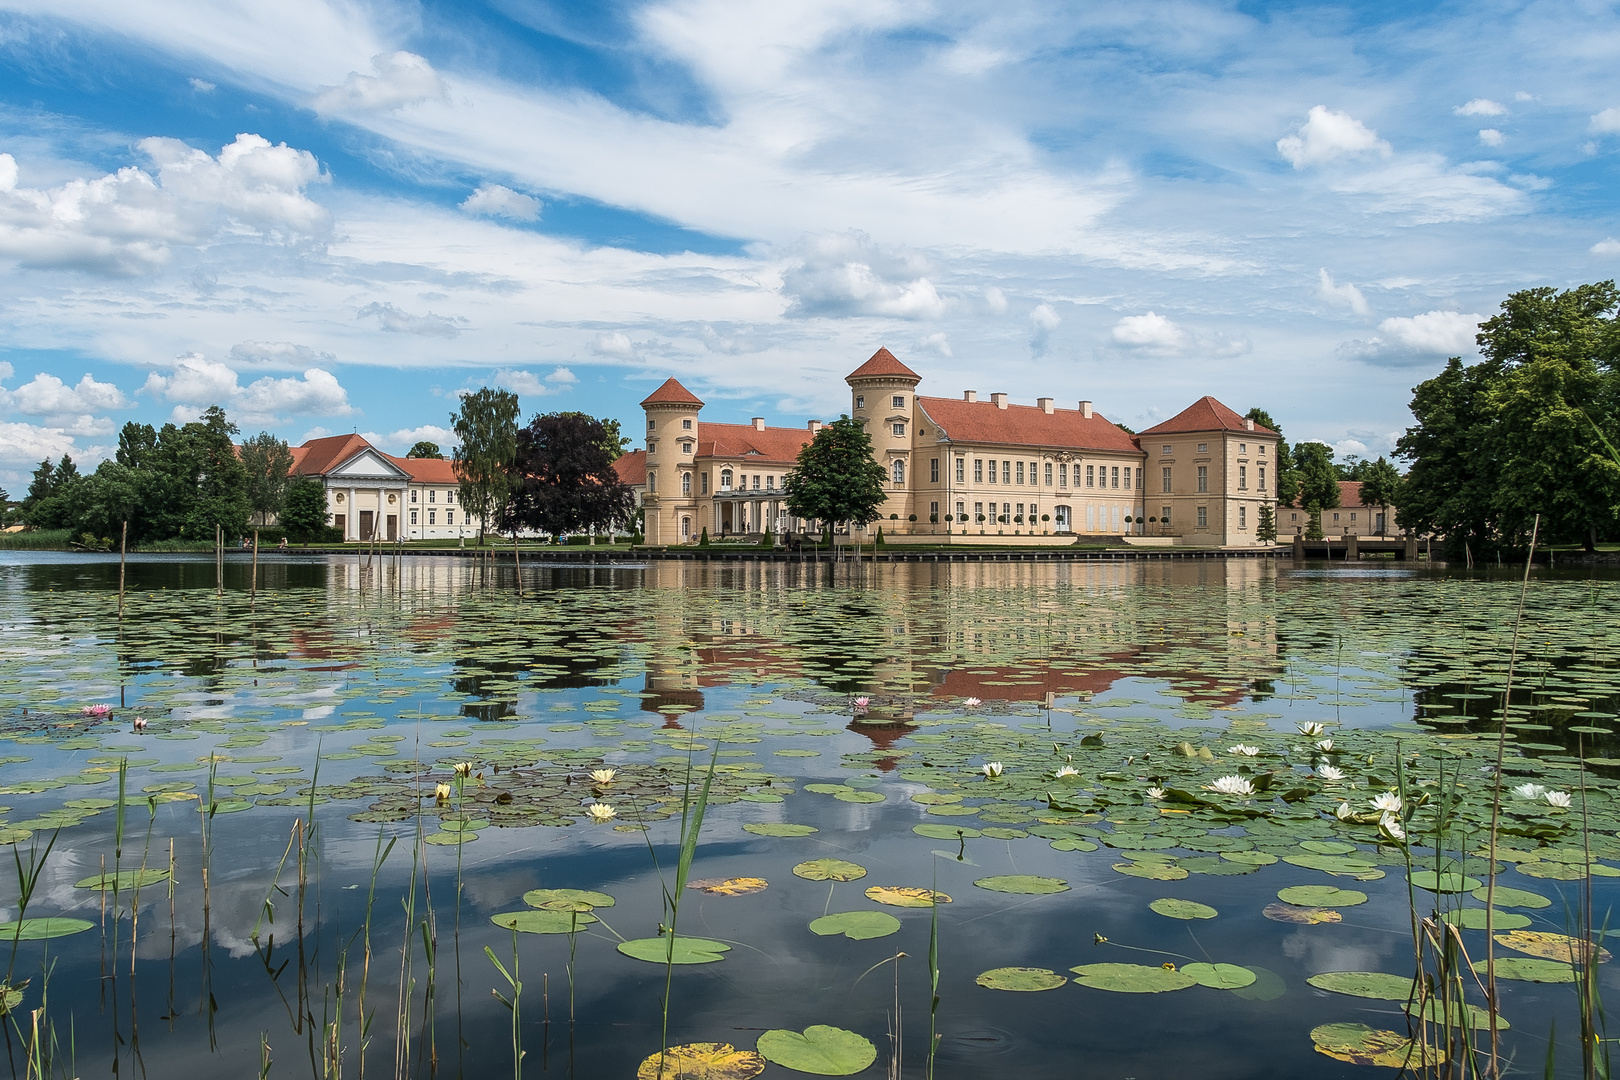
[1356,457,1403,535]
[504,412,636,539]
[1395,357,1500,557]
[1255,502,1277,543]
[450,388,521,545]
[1292,442,1341,512]
[1245,407,1297,507]
[781,416,890,535]
[1304,503,1325,540]
[21,459,56,516]
[281,476,330,540]
[406,441,443,459]
[116,422,157,468]
[240,431,293,527]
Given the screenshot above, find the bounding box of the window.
[1260,444,1266,455]
[1002,502,1011,523]
[955,501,964,519]
[1238,465,1247,489]
[1162,444,1172,455]
[447,492,455,504]
[721,469,732,491]
[930,458,939,483]
[429,490,437,503]
[648,471,657,493]
[1162,467,1172,493]
[1015,502,1025,522]
[1002,461,1011,484]
[1197,442,1208,453]
[1123,467,1132,490]
[1086,465,1095,487]
[1239,506,1247,528]
[974,459,983,483]
[1196,465,1208,493]
[766,475,775,490]
[1258,465,1266,492]
[410,489,417,503]
[955,458,965,483]
[987,460,997,484]
[1350,512,1357,520]
[1161,506,1171,524]
[682,517,691,539]
[1239,443,1247,454]
[892,459,905,485]
[1059,463,1068,487]
[1111,466,1120,488]
[930,501,939,519]
[428,510,437,525]
[683,419,692,429]
[1016,462,1025,484]
[1196,506,1208,528]
[681,472,692,495]
[410,510,418,524]
[752,475,761,490]
[648,419,655,430]
[892,423,906,436]
[682,442,692,455]
[1030,462,1038,484]
[974,501,984,522]
[446,511,454,524]
[1044,463,1052,486]
[1333,512,1340,521]
[892,395,905,409]
[702,472,710,494]
[855,395,865,409]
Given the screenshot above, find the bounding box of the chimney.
[1079,400,1093,419]
[1037,397,1054,414]
[963,390,977,402]
[991,393,1008,410]
[1244,417,1255,431]
[752,417,765,431]
[808,420,822,433]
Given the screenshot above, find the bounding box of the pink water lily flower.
[963,697,982,708]
[853,697,870,709]
[82,704,112,717]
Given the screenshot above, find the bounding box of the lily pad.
[865,886,950,908]
[0,918,94,941]
[490,910,599,934]
[617,937,732,965]
[687,877,768,896]
[1229,966,1287,1001]
[1150,898,1217,920]
[1409,871,1482,893]
[1406,999,1509,1030]
[1300,840,1359,855]
[636,1042,766,1080]
[1306,971,1413,1000]
[1493,930,1610,964]
[976,966,1067,991]
[1472,957,1578,982]
[1277,885,1367,908]
[523,888,615,910]
[1069,962,1196,994]
[1262,903,1342,924]
[1181,963,1256,990]
[1111,861,1188,881]
[913,824,980,840]
[793,859,867,882]
[1472,885,1550,908]
[1311,1022,1440,1068]
[1440,908,1532,931]
[972,875,1069,895]
[74,868,170,891]
[742,823,818,837]
[755,1026,876,1075]
[809,911,901,940]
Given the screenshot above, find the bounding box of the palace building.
[638,348,1278,547]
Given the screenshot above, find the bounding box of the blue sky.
[0,0,1617,488]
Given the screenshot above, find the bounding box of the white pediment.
[328,449,410,480]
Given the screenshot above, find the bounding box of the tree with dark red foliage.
[503,412,636,540]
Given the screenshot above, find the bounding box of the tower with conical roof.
[846,348,921,534]
[640,378,704,545]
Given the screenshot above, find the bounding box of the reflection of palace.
[636,348,1279,548]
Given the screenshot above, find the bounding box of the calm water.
[0,552,1617,1079]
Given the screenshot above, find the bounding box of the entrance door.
[334,514,346,537]
[387,515,397,541]
[1055,505,1070,531]
[721,503,734,533]
[360,510,374,540]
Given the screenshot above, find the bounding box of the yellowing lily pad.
[743,823,818,837]
[1277,885,1367,908]
[1472,957,1578,982]
[865,886,950,907]
[1473,885,1550,908]
[636,1041,766,1080]
[793,859,867,882]
[1493,930,1610,965]
[976,967,1067,991]
[972,875,1069,895]
[1111,861,1188,881]
[523,888,615,910]
[617,937,732,965]
[1306,971,1413,1000]
[1150,898,1217,920]
[1311,1022,1440,1068]
[1262,903,1342,924]
[1069,962,1196,993]
[0,918,93,941]
[687,877,768,896]
[1181,963,1255,990]
[490,910,599,934]
[755,1026,876,1075]
[808,911,900,940]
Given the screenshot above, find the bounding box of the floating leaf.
[1229,967,1287,1001]
[972,875,1069,895]
[808,911,900,940]
[1306,971,1413,1000]
[1069,962,1196,993]
[1472,957,1578,982]
[1441,908,1531,931]
[1406,999,1509,1030]
[1262,903,1342,924]
[636,1042,766,1080]
[1472,885,1550,909]
[687,877,768,896]
[755,1026,876,1075]
[1222,851,1278,866]
[742,823,817,837]
[1493,930,1610,965]
[1517,862,1588,880]
[1150,898,1217,920]
[864,886,950,908]
[1111,861,1188,881]
[1311,1023,1440,1068]
[1181,963,1255,990]
[1048,837,1098,852]
[617,937,731,965]
[1409,871,1482,893]
[1282,854,1385,881]
[913,824,979,840]
[0,918,93,941]
[490,910,599,934]
[975,967,1067,992]
[523,888,615,910]
[74,868,170,891]
[1299,840,1359,855]
[1277,885,1367,908]
[793,859,867,882]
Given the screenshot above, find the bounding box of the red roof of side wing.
[696,423,813,464]
[1139,396,1274,436]
[612,449,648,485]
[917,397,1142,454]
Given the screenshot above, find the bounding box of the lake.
[0,551,1616,1079]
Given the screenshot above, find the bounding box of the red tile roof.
[917,397,1142,454]
[613,449,647,486]
[290,433,374,476]
[641,378,705,408]
[388,454,459,484]
[1139,396,1273,436]
[697,422,812,464]
[846,347,919,382]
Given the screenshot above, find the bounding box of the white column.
[348,487,357,539]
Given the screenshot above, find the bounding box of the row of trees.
[1243,407,1402,542]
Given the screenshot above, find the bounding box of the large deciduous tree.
[450,387,521,544]
[504,412,635,539]
[281,477,330,540]
[240,431,294,527]
[406,441,443,459]
[781,416,890,535]
[1356,457,1403,535]
[1244,407,1297,508]
[1291,441,1341,512]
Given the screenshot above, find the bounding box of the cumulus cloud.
[189,78,215,93]
[916,331,952,356]
[1277,106,1391,169]
[1592,237,1620,256]
[493,367,577,396]
[142,354,352,422]
[356,302,464,337]
[0,420,98,465]
[1591,108,1620,134]
[985,286,1008,314]
[229,340,337,369]
[1110,311,1185,351]
[0,372,127,416]
[362,425,457,454]
[1029,303,1062,357]
[591,332,635,356]
[310,52,446,115]
[781,232,948,320]
[1454,98,1507,117]
[460,183,540,222]
[1317,269,1370,316]
[1338,310,1482,366]
[0,134,328,275]
[1478,129,1505,147]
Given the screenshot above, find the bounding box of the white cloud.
[1028,302,1062,357]
[1317,269,1369,316]
[0,362,12,381]
[141,354,352,422]
[781,232,948,320]
[1454,98,1507,117]
[1338,310,1483,366]
[1111,311,1185,351]
[545,366,577,384]
[460,183,540,222]
[310,52,446,115]
[0,420,98,465]
[492,367,576,396]
[356,302,464,337]
[189,77,215,93]
[1591,108,1620,134]
[1515,91,1536,102]
[1592,237,1620,256]
[1478,128,1505,147]
[138,133,329,235]
[916,331,952,357]
[361,424,456,454]
[0,372,127,415]
[591,332,635,357]
[1277,106,1391,168]
[985,286,1007,315]
[229,340,337,369]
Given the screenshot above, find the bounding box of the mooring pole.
[215,524,223,596]
[251,529,259,607]
[513,530,523,597]
[118,520,127,618]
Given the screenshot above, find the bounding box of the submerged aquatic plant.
[1206,775,1253,796]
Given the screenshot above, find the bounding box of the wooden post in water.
[513,529,523,597]
[216,524,223,596]
[118,520,127,618]
[251,530,259,607]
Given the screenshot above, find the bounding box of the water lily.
[1335,801,1354,821]
[131,717,147,732]
[434,782,452,802]
[453,762,473,778]
[1512,782,1548,801]
[1378,812,1406,843]
[963,697,982,708]
[1053,765,1080,779]
[1316,765,1345,781]
[1146,786,1166,800]
[1206,775,1254,796]
[1228,744,1259,757]
[1545,790,1572,809]
[589,768,616,785]
[1296,722,1326,737]
[1369,791,1402,814]
[585,802,617,823]
[1315,739,1335,753]
[982,761,1004,778]
[81,704,112,717]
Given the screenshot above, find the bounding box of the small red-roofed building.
[282,435,502,542]
[1138,397,1279,546]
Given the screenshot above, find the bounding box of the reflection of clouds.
[302,705,336,720]
[1282,925,1398,974]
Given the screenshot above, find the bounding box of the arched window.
[681,516,691,539]
[720,469,733,491]
[892,459,905,485]
[681,472,692,495]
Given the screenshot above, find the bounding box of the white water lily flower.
[585,803,617,824]
[1146,786,1167,800]
[589,768,616,785]
[434,782,452,802]
[1378,812,1406,843]
[963,697,983,708]
[1206,775,1254,796]
[1228,744,1260,757]
[1315,739,1335,753]
[1053,765,1080,779]
[453,762,473,778]
[1335,801,1354,821]
[1369,791,1402,814]
[1316,765,1345,781]
[1545,790,1572,808]
[982,761,1004,778]
[1296,723,1326,737]
[1512,783,1548,801]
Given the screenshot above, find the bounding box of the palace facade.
[639,348,1279,547]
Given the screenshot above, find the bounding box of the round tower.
[639,378,704,545]
[846,347,922,534]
